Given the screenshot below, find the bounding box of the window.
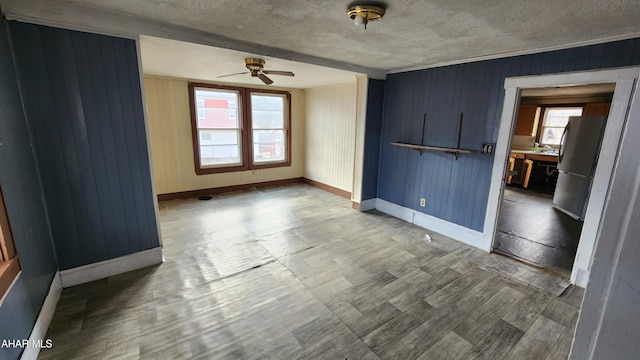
[540,107,583,146]
[192,87,243,169]
[250,93,287,164]
[189,83,291,174]
[0,184,20,300]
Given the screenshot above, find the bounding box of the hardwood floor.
[38,184,583,359]
[494,187,583,278]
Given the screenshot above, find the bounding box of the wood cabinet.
[522,159,533,188]
[508,152,558,188]
[513,104,539,136]
[507,157,516,184]
[584,102,611,116]
[507,153,533,188]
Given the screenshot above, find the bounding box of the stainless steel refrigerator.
[552,115,607,220]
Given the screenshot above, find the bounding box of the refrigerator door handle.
[558,121,570,164]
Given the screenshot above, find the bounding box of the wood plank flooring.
[38,184,583,359]
[494,187,583,278]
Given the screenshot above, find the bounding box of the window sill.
[196,161,291,175]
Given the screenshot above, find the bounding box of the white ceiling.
[140,36,360,89]
[3,0,640,84]
[521,83,616,98]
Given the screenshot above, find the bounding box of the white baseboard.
[360,198,377,212]
[573,268,590,288]
[376,198,414,222]
[375,198,491,252]
[21,272,62,360]
[59,247,164,288]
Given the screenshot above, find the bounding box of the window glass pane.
[251,94,284,129]
[199,129,241,166]
[199,129,239,145]
[195,89,239,129]
[253,130,286,163]
[541,127,566,146]
[540,107,583,145]
[543,108,582,127]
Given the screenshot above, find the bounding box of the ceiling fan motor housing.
[245,58,265,74]
[215,58,292,84]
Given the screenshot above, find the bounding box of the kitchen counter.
[510,150,558,163]
[508,150,559,188]
[510,149,559,156]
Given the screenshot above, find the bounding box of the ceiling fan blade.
[258,73,273,85]
[262,70,295,76]
[217,71,249,78]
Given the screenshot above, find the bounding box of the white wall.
[144,75,305,194]
[304,82,358,193]
[351,76,369,203]
[570,70,640,359]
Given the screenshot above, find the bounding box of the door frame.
[483,67,639,287]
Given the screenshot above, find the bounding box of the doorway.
[483,68,640,287]
[493,85,614,278]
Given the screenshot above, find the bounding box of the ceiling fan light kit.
[217,58,294,85]
[347,4,385,29]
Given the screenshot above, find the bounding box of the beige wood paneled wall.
[303,82,358,193]
[144,76,305,194]
[351,76,369,203]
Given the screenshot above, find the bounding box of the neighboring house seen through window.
[189,83,291,174]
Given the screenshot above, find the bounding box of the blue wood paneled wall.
[0,17,58,360]
[362,79,385,200]
[9,22,160,270]
[377,38,640,231]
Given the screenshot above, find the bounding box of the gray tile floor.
[39,184,583,359]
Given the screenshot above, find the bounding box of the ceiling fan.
[217,58,295,85]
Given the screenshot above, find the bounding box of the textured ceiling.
[2,0,640,77]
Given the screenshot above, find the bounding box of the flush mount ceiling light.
[347,4,385,30]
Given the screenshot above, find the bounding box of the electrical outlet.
[481,143,495,154]
[420,198,426,207]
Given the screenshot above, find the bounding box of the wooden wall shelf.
[391,112,474,160]
[390,142,473,159]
